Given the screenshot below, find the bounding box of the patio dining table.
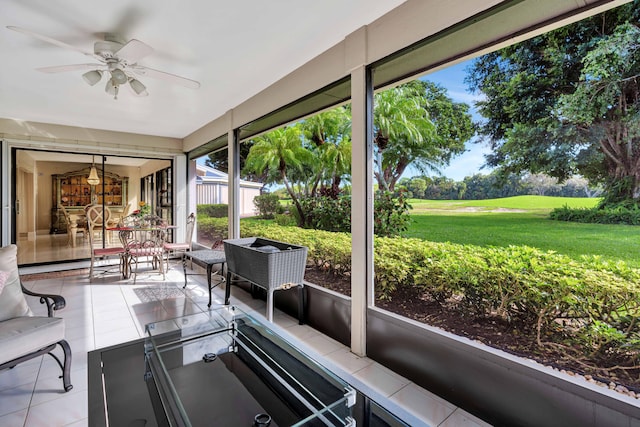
[67,212,86,247]
[108,224,177,280]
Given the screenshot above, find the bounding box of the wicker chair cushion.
[254,245,280,253]
[0,245,32,322]
[0,316,65,365]
[163,242,190,251]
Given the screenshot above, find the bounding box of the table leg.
[224,272,232,305]
[207,264,213,307]
[122,254,131,279]
[69,221,77,247]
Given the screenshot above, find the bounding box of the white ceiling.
[0,0,406,139]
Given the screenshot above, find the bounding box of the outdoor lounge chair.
[0,244,72,391]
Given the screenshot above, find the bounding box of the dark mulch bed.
[304,267,640,396]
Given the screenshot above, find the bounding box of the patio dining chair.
[86,206,125,281]
[163,212,196,274]
[86,204,114,244]
[125,226,167,284]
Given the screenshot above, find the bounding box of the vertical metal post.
[101,155,106,248]
[228,129,240,239]
[350,65,374,356]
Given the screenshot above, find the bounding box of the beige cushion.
[0,245,32,322]
[0,316,65,365]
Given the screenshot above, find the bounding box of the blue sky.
[413,60,493,181]
[197,60,492,182]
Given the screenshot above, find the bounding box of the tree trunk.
[598,120,640,202]
[282,173,306,227]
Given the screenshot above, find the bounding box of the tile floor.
[1,261,491,427]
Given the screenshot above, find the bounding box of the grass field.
[409,195,600,212]
[405,196,640,268]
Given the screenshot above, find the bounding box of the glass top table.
[143,306,356,426]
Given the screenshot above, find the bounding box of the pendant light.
[87,156,100,186]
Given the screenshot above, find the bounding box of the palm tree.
[301,109,352,196]
[244,126,313,225]
[373,84,436,191]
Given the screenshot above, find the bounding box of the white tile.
[93,314,136,337]
[0,359,40,391]
[352,362,411,397]
[31,368,87,406]
[91,304,131,319]
[439,408,493,427]
[129,300,166,317]
[64,323,95,341]
[24,388,88,427]
[40,347,88,378]
[94,326,141,349]
[283,324,321,341]
[324,348,374,374]
[13,268,462,427]
[162,300,204,318]
[273,310,299,328]
[303,334,345,356]
[64,418,89,427]
[0,408,28,427]
[0,383,35,416]
[390,383,456,426]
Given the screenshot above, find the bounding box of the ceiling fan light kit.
[105,79,119,99]
[7,26,200,100]
[110,68,128,85]
[129,78,148,96]
[82,70,103,86]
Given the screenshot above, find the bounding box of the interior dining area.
[14,149,173,265]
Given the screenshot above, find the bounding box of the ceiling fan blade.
[115,39,154,64]
[7,26,97,59]
[36,64,104,73]
[131,65,200,89]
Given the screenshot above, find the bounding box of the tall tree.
[466,2,640,204]
[559,22,640,201]
[205,143,261,180]
[373,80,474,191]
[243,126,313,225]
[300,108,352,197]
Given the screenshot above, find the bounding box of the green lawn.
[405,196,640,268]
[409,195,599,211]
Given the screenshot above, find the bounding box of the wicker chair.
[0,244,72,391]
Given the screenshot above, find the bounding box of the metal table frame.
[182,249,226,307]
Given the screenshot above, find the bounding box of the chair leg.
[133,257,139,284]
[59,340,73,392]
[47,340,73,392]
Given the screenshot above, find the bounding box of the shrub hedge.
[197,216,640,363]
[550,204,640,225]
[253,193,280,219]
[197,204,228,218]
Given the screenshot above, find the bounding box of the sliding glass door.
[13,148,172,266]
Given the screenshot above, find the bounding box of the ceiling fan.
[7,26,200,100]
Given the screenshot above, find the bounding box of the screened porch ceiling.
[0,0,628,147]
